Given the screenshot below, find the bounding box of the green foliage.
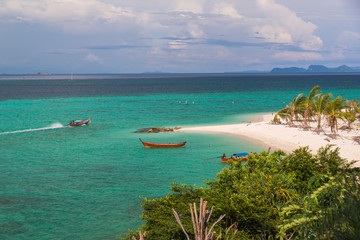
[216,224,253,240]
[123,146,359,240]
[279,147,318,193]
[140,183,205,239]
[278,168,360,239]
[315,145,346,175]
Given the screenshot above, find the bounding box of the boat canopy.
[234,153,247,157]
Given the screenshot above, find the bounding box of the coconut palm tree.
[276,106,291,124]
[301,85,321,130]
[312,93,331,134]
[324,95,346,138]
[341,99,360,130]
[277,93,305,126]
[353,99,360,118]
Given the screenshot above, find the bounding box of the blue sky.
[0,0,359,74]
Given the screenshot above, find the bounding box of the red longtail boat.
[221,147,270,163]
[221,153,248,163]
[139,138,186,148]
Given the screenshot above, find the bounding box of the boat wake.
[0,123,65,135]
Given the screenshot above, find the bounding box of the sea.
[1,73,360,240]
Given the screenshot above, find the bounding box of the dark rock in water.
[134,127,180,133]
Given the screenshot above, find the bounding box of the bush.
[122,146,358,240]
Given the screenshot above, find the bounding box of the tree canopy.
[122,146,360,240]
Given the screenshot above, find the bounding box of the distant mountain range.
[270,65,359,73]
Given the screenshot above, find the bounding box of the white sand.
[177,113,360,167]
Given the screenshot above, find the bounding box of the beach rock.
[134,127,179,133]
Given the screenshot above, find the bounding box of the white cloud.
[336,31,360,49]
[85,53,101,62]
[272,51,323,61]
[168,40,186,50]
[256,25,293,43]
[175,0,204,13]
[0,0,136,30]
[0,0,323,53]
[254,0,322,50]
[212,3,243,19]
[326,30,360,61]
[188,23,204,38]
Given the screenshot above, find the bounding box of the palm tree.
[324,95,346,138]
[301,85,321,130]
[277,106,291,124]
[312,93,330,134]
[342,100,357,129]
[277,93,305,126]
[353,99,360,119]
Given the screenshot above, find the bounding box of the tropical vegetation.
[122,145,360,240]
[274,85,360,138]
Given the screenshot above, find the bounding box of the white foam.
[0,123,65,135]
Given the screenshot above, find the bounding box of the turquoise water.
[1,74,360,239]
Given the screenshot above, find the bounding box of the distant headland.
[270,64,359,73]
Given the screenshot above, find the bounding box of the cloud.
[85,53,101,62]
[211,3,243,19]
[272,51,323,61]
[86,45,149,50]
[328,30,360,60]
[336,31,360,50]
[0,0,323,53]
[254,0,322,50]
[0,0,136,32]
[175,0,204,14]
[167,40,187,50]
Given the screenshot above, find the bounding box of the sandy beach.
[178,113,360,167]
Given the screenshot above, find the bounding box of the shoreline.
[177,113,360,167]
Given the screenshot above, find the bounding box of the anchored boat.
[139,138,186,148]
[221,153,248,163]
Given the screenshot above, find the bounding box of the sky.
[0,0,359,74]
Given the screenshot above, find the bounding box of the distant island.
[270,64,358,73]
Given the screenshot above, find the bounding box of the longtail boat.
[139,138,186,148]
[221,148,270,163]
[221,153,248,163]
[68,117,91,127]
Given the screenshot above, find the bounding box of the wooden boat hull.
[221,157,248,163]
[139,138,186,147]
[69,121,89,127]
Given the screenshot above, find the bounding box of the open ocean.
[1,73,360,239]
